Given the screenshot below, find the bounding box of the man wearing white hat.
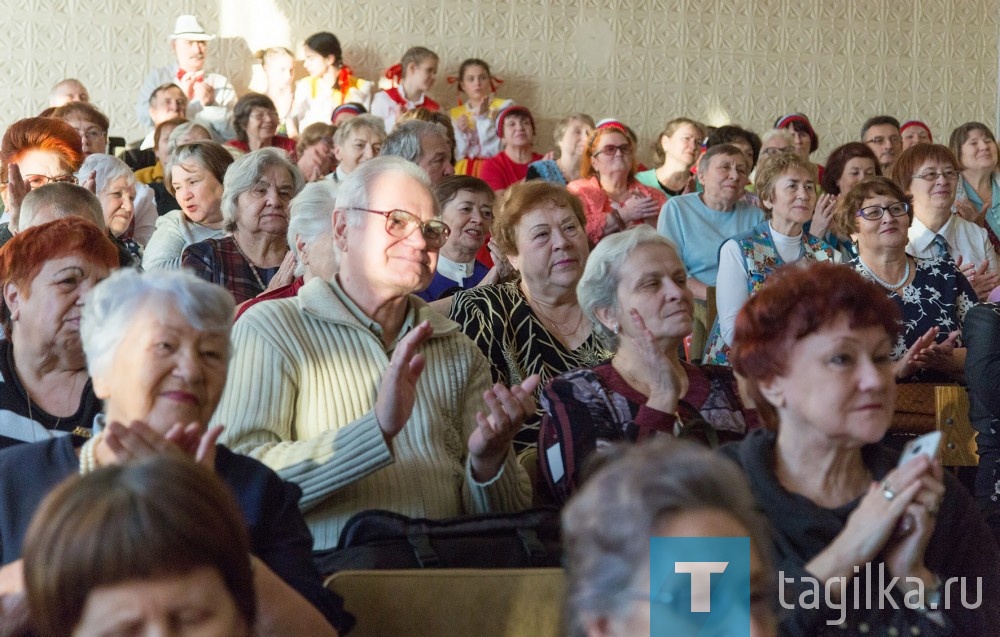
[134,15,236,139]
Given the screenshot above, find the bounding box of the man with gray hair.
[216,156,535,563]
[18,183,135,268]
[0,183,105,250]
[380,120,455,185]
[18,183,105,233]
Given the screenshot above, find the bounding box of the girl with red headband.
[478,104,543,192]
[370,46,440,133]
[291,32,374,134]
[448,59,512,177]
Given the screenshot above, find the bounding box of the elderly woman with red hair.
[568,120,667,246]
[724,261,999,635]
[0,217,118,448]
[1,117,85,238]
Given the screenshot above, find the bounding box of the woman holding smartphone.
[722,261,999,636]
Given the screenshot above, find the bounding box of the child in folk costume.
[370,46,440,133]
[292,32,374,132]
[448,59,512,177]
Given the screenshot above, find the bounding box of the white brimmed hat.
[170,15,216,41]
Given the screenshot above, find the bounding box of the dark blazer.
[0,436,353,633]
[963,302,1000,523]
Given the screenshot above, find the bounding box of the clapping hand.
[468,374,541,481]
[953,198,987,224]
[101,420,222,469]
[626,308,684,413]
[883,456,944,588]
[894,326,939,379]
[264,251,298,293]
[955,255,999,300]
[374,321,433,441]
[193,81,215,106]
[811,193,838,239]
[806,455,937,591]
[4,164,29,233]
[487,237,516,282]
[910,329,960,373]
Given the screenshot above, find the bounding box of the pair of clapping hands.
[374,321,539,482]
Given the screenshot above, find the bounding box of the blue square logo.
[649,537,751,637]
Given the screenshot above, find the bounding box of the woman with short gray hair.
[77,153,144,264]
[538,226,755,504]
[142,141,233,271]
[0,267,353,635]
[562,437,775,637]
[182,148,305,304]
[330,114,385,182]
[234,180,338,320]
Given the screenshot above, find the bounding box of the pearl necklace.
[79,433,102,475]
[858,257,910,290]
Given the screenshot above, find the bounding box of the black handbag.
[315,507,562,575]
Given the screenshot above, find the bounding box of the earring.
[611,324,620,335]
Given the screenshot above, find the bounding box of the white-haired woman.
[235,180,338,319]
[0,268,352,635]
[182,148,305,304]
[142,141,233,271]
[563,438,776,637]
[538,226,755,504]
[77,153,144,264]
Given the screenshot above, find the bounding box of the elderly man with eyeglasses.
[215,156,536,570]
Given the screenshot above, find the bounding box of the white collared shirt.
[906,214,999,275]
[436,254,475,284]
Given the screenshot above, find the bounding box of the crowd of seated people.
[0,10,999,635]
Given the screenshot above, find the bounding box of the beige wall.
[1,0,997,164]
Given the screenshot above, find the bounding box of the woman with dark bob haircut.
[831,176,974,382]
[226,92,298,160]
[723,261,999,636]
[806,142,882,257]
[23,455,256,637]
[821,142,881,197]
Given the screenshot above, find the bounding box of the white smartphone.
[897,431,942,468]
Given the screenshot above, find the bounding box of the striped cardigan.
[215,277,532,550]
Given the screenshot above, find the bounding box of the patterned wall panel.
[0,0,996,166]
